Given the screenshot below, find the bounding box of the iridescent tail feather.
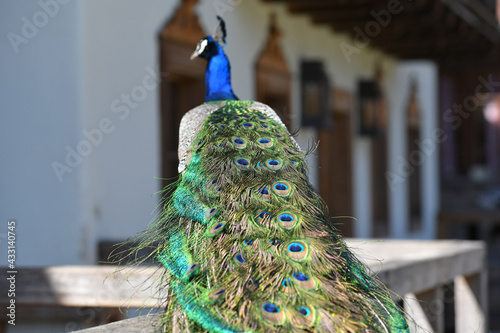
[124,100,409,332]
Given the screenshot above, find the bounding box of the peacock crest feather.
[129,17,410,333]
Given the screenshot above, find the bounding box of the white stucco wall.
[79,0,178,262]
[386,62,439,239]
[0,0,84,266]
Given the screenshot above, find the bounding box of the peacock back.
[144,99,409,333]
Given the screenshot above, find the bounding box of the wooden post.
[454,272,488,333]
[405,287,444,333]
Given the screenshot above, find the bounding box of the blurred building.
[1,0,500,331]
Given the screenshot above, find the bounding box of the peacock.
[133,17,410,333]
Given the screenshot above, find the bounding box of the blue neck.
[204,51,238,102]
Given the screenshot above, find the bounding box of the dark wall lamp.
[301,61,332,129]
[358,79,381,136]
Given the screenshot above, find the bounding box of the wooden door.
[371,132,389,237]
[159,0,206,187]
[406,82,422,231]
[371,67,389,237]
[318,91,353,237]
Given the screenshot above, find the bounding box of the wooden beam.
[286,0,379,12]
[395,45,494,61]
[461,0,499,27]
[439,0,499,43]
[327,17,427,32]
[268,0,498,61]
[311,2,432,24]
[0,266,165,308]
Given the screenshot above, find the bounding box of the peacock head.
[190,36,218,60]
[190,16,227,61]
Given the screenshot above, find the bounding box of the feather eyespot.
[206,221,226,237]
[183,263,200,280]
[246,277,260,290]
[292,272,316,289]
[280,214,293,221]
[241,122,254,129]
[275,183,287,190]
[234,157,251,170]
[258,116,268,121]
[281,278,294,294]
[219,124,227,130]
[286,241,309,262]
[242,115,251,119]
[205,207,218,219]
[293,272,309,281]
[232,137,247,149]
[260,124,270,130]
[297,306,310,316]
[234,253,245,265]
[216,140,231,150]
[257,138,274,149]
[277,212,298,230]
[231,115,241,120]
[272,181,292,197]
[209,288,226,301]
[288,242,304,252]
[263,303,279,313]
[269,238,282,246]
[206,180,222,197]
[266,158,283,171]
[243,239,254,246]
[256,210,271,224]
[292,305,316,328]
[257,186,270,201]
[260,302,285,324]
[194,140,203,150]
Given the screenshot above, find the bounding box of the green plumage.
[134,100,409,332]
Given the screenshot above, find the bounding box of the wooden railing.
[0,240,487,332]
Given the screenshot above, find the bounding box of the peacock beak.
[190,51,199,60]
